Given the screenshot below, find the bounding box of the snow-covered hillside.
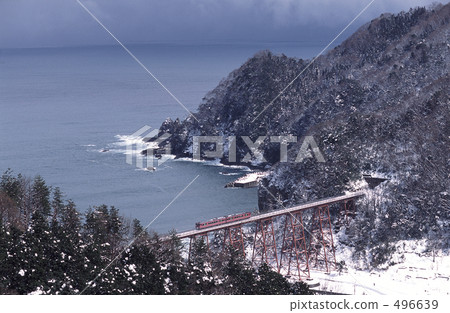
[158,3,450,283]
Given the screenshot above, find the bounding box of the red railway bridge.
[174,191,364,281]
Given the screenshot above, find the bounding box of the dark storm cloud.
[0,0,440,48]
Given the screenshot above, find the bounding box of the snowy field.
[309,239,450,295]
[183,223,449,296]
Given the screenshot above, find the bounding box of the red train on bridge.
[195,212,252,230]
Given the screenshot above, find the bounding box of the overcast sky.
[0,0,442,49]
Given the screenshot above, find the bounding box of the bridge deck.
[174,191,365,239]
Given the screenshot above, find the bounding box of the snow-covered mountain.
[158,4,449,268]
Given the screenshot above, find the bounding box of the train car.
[195,212,252,230]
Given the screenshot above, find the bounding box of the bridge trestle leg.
[252,217,279,272]
[308,205,336,272]
[279,212,310,280]
[230,225,246,256]
[343,199,356,225]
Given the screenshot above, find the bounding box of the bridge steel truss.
[308,205,336,272]
[223,224,246,256]
[341,199,356,225]
[178,192,364,280]
[279,211,310,280]
[252,217,279,270]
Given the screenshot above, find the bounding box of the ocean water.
[0,42,322,233]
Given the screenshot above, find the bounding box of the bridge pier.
[223,225,246,256]
[279,212,310,280]
[342,199,356,225]
[308,205,336,272]
[252,217,279,271]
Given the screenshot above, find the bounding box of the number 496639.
[394,300,438,310]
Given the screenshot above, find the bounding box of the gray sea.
[0,42,322,233]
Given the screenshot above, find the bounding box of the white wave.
[99,148,130,154]
[174,157,208,163]
[219,172,241,176]
[113,134,147,147]
[135,167,156,172]
[174,157,250,171]
[217,164,251,171]
[160,154,176,160]
[101,134,160,156]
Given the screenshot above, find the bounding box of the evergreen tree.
[131,219,150,246]
[120,245,165,294]
[82,206,111,291]
[107,206,128,256]
[19,211,54,294]
[0,223,9,293]
[2,171,312,295]
[83,205,129,261]
[255,263,291,295]
[0,170,26,229]
[50,200,85,294]
[186,238,215,294]
[31,175,51,216]
[220,245,257,295]
[51,187,64,225]
[0,191,21,229]
[0,225,26,294]
[161,232,189,294]
[290,281,313,295]
[0,169,22,206]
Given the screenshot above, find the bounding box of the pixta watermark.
[193,135,325,163]
[126,126,325,169]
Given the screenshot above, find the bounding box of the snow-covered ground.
[233,171,268,184]
[182,218,449,296]
[310,239,450,295]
